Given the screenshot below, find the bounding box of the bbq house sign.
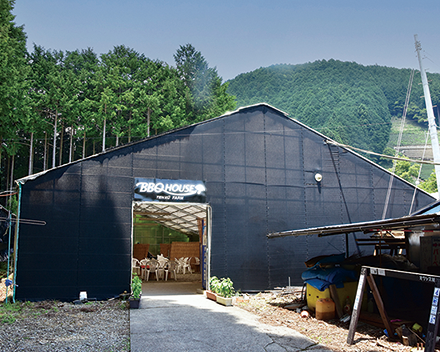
[134,178,207,203]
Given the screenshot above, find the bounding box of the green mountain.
[226,60,440,161]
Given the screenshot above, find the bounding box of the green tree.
[0,0,29,190]
[174,44,235,122]
[392,159,419,184]
[29,47,72,168]
[379,147,395,169]
[62,48,99,161]
[227,60,393,156]
[419,172,438,193]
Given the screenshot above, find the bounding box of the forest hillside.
[2,0,440,204]
[227,60,440,164]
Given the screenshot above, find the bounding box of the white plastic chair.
[132,258,141,275]
[164,260,178,281]
[157,257,169,280]
[157,255,169,269]
[175,257,184,274]
[139,258,148,280]
[145,259,159,281]
[182,257,192,274]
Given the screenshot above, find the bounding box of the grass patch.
[0,300,62,325]
[0,301,25,324]
[386,117,437,181]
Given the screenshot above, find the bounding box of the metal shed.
[13,103,434,300]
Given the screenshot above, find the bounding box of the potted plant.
[206,276,220,301]
[129,273,142,309]
[215,277,234,306]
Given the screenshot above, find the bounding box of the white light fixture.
[79,291,88,301]
[315,173,323,182]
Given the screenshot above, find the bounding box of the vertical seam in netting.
[264,112,271,288]
[179,134,182,179]
[301,128,308,259]
[76,162,83,291]
[223,117,227,275]
[155,139,159,178]
[336,149,344,251]
[201,128,205,179]
[371,165,376,219]
[131,148,134,273]
[337,150,343,225]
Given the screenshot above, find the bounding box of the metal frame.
[133,201,208,235]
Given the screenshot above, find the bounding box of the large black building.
[15,103,434,300]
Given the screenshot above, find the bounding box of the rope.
[327,144,361,256]
[383,69,415,219]
[325,141,440,166]
[410,131,430,214]
[0,217,46,226]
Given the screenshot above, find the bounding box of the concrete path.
[130,281,331,352]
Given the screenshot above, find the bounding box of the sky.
[12,0,440,81]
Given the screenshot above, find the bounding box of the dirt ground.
[235,289,432,352]
[1,276,435,352]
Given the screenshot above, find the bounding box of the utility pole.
[414,34,440,193]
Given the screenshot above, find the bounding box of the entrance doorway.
[131,201,211,289]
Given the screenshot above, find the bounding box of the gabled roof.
[16,103,287,184]
[15,102,432,202]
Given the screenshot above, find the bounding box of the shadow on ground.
[130,281,333,352]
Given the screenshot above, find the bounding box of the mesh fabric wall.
[16,104,434,299]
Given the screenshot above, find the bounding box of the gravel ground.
[0,276,435,352]
[0,299,130,352]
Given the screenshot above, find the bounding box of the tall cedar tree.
[174,44,235,122]
[0,0,29,192]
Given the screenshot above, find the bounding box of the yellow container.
[306,281,365,312]
[316,298,335,320]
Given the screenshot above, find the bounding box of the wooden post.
[366,274,394,338]
[329,284,343,318]
[347,267,368,344]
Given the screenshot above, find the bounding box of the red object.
[205,290,217,301]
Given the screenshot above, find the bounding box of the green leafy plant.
[209,276,220,294]
[217,277,234,298]
[131,273,142,300]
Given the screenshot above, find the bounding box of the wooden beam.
[366,274,394,339]
[133,223,159,227]
[133,211,169,216]
[347,267,368,344]
[329,284,343,319]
